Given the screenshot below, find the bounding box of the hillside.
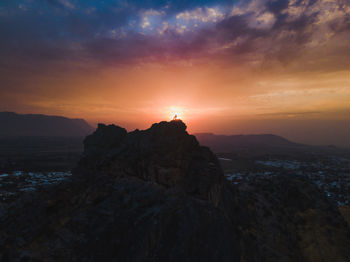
[1,120,350,261]
[0,112,94,137]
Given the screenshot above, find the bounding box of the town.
[222,155,350,207]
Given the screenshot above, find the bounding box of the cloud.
[0,0,349,74]
[176,7,224,23]
[140,9,165,29]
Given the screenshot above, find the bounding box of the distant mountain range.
[194,133,340,155]
[0,112,94,137]
[0,112,342,154]
[195,133,305,151]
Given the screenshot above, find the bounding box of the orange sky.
[2,62,349,146]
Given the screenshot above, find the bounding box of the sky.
[1,0,350,146]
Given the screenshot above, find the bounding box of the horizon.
[1,0,350,146]
[2,110,350,147]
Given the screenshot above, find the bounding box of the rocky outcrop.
[79,120,224,203]
[1,120,350,262]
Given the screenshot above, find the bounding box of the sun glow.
[169,106,184,120]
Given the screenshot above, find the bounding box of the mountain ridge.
[195,132,303,145]
[194,132,343,155]
[0,111,94,137]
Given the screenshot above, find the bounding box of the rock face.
[80,120,224,203]
[1,120,350,262]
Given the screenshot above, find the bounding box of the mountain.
[1,120,350,261]
[0,112,94,137]
[195,133,305,152]
[194,133,341,155]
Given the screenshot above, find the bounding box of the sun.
[169,106,183,121]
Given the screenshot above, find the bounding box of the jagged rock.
[78,120,224,202]
[0,120,350,262]
[83,123,127,157]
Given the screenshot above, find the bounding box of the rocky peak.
[78,120,224,203]
[147,120,188,141]
[83,123,127,157]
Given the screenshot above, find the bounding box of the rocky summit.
[1,120,350,262]
[79,120,224,203]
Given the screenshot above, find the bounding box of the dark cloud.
[266,0,289,15]
[0,0,349,74]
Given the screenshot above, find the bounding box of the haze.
[1,0,350,146]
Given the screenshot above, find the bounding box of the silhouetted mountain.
[0,112,94,137]
[1,120,350,261]
[194,133,346,156]
[195,133,305,152]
